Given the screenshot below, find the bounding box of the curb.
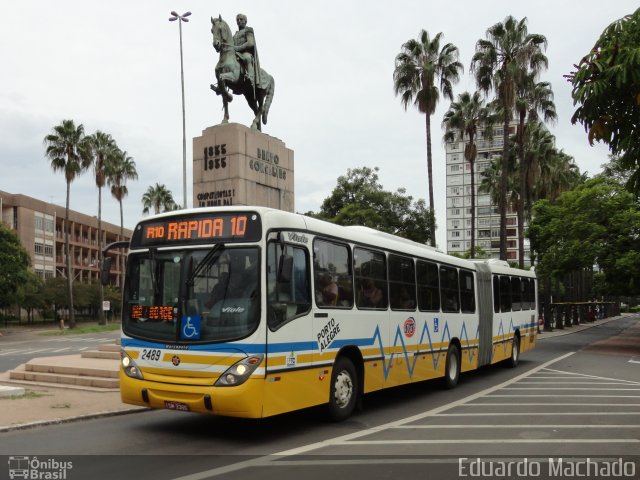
[537,314,629,340]
[0,406,148,433]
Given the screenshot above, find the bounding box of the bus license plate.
[164,401,190,412]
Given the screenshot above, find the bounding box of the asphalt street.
[1,315,639,480]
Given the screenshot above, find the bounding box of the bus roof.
[136,206,533,276]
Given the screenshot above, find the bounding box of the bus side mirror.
[277,255,293,284]
[101,257,113,286]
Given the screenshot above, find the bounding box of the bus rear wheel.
[508,334,520,368]
[443,344,460,389]
[328,357,358,421]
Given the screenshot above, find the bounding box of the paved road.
[0,330,119,371]
[1,316,639,480]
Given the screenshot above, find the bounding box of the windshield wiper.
[149,247,159,303]
[186,243,225,287]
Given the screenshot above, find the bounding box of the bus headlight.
[121,350,144,380]
[215,355,263,387]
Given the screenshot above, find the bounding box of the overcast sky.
[1,1,636,248]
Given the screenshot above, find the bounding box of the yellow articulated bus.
[102,206,537,421]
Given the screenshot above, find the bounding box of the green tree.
[142,183,177,215]
[43,119,92,328]
[393,30,463,247]
[471,16,548,260]
[17,271,44,323]
[567,7,640,196]
[107,148,138,290]
[528,176,640,296]
[0,223,31,311]
[43,276,68,325]
[443,91,497,258]
[313,167,435,244]
[87,130,117,325]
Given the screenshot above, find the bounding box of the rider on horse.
[232,14,261,90]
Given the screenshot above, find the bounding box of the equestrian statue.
[210,14,275,131]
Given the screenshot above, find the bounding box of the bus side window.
[313,239,353,308]
[511,277,522,311]
[440,266,459,313]
[499,275,512,312]
[460,270,475,313]
[526,278,534,310]
[267,242,311,329]
[389,254,416,311]
[493,275,500,313]
[354,247,387,310]
[417,260,440,312]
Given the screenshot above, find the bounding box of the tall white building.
[445,121,531,266]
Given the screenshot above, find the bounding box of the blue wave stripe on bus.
[122,317,532,371]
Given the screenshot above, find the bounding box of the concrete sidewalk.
[0,314,629,432]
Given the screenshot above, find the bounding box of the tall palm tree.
[43,120,92,328]
[479,150,520,216]
[471,16,548,261]
[394,30,463,247]
[107,148,138,291]
[86,131,117,324]
[442,91,496,258]
[514,76,557,267]
[142,183,177,215]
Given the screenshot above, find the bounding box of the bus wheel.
[328,357,358,421]
[443,344,460,389]
[508,335,520,368]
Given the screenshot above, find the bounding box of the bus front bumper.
[120,371,264,418]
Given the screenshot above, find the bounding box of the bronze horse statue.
[210,16,275,131]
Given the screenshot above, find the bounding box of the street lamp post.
[169,10,191,210]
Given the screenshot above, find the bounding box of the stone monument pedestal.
[193,123,294,212]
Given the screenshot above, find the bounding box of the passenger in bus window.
[398,286,416,310]
[362,278,383,308]
[205,272,229,308]
[316,272,338,306]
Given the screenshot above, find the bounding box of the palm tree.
[86,131,117,324]
[394,30,463,247]
[107,148,138,290]
[479,151,520,214]
[471,16,548,261]
[443,91,496,258]
[142,183,177,215]
[43,120,92,328]
[514,76,557,267]
[527,129,581,204]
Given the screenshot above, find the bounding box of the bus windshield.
[123,247,260,343]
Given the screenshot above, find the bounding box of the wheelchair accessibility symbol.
[181,315,201,339]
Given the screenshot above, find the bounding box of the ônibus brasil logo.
[404,317,416,338]
[8,456,73,479]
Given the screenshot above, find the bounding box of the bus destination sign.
[132,212,262,247]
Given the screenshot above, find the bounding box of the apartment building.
[445,122,531,266]
[0,190,131,285]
